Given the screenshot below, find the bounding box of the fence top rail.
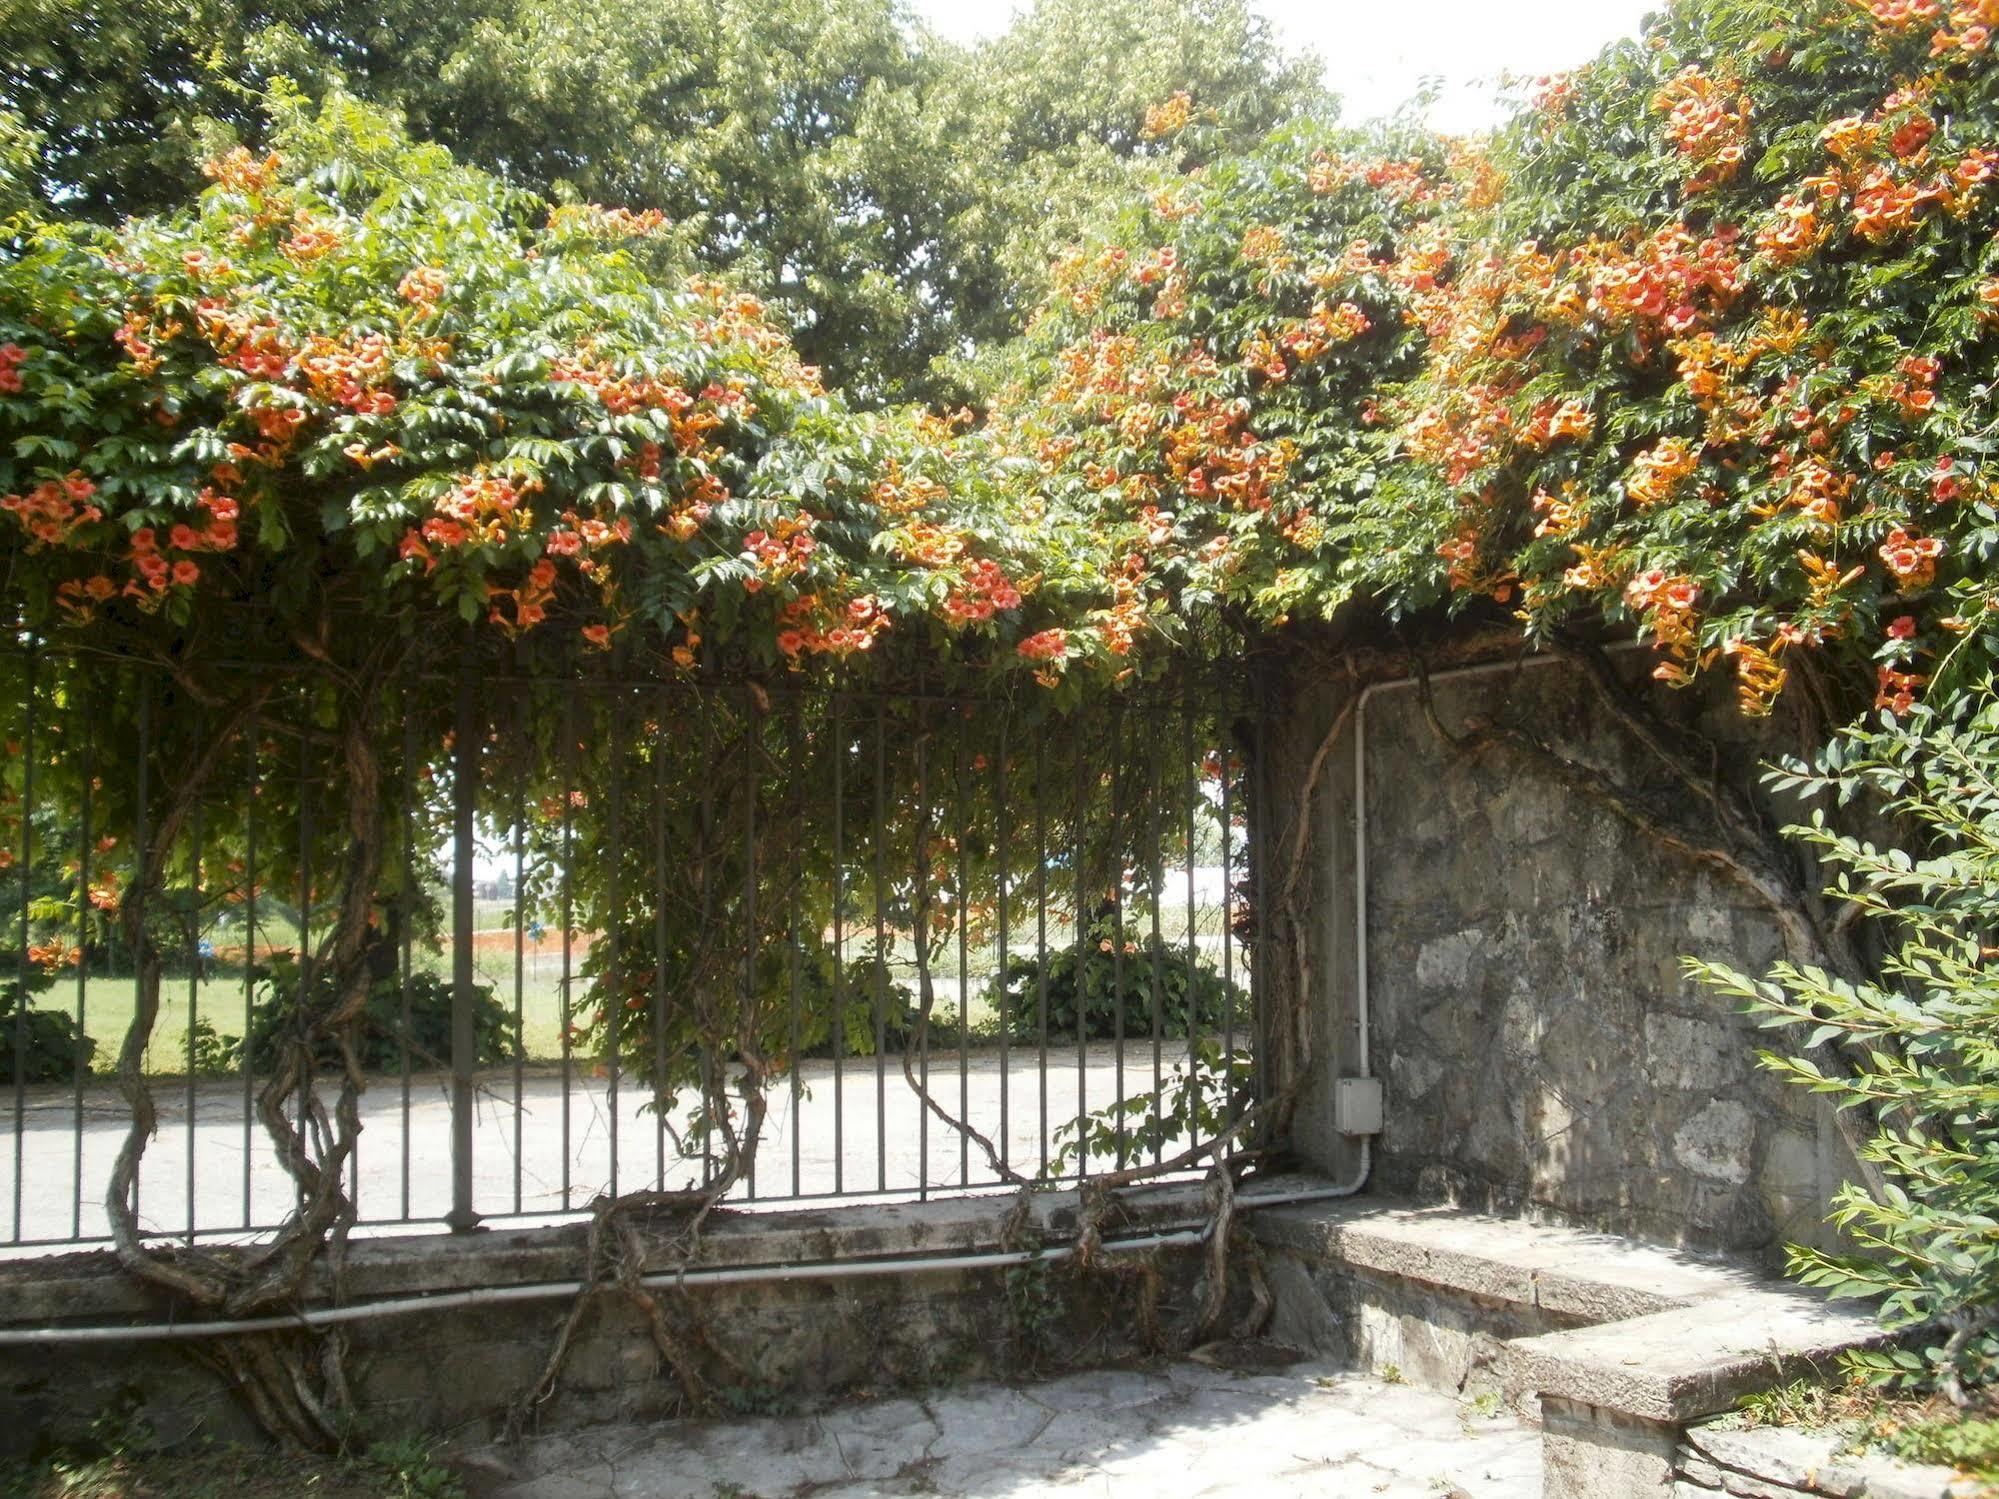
[0,647,1272,716]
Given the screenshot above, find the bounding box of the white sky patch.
[910,0,1660,134]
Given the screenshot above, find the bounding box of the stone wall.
[1266,650,1862,1264]
[0,1187,1212,1457]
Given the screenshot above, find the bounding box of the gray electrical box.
[1334,1077,1383,1136]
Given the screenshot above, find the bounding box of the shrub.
[980,913,1247,1043]
[1691,685,1999,1402]
[0,982,94,1084]
[241,960,517,1074]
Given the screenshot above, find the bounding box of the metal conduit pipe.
[1311,642,1650,1203]
[0,1181,1407,1347]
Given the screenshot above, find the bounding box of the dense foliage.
[1695,691,1999,1401]
[0,93,1084,683]
[1396,0,1999,720]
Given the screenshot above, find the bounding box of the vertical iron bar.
[787,696,803,1199]
[913,709,928,1199]
[13,648,35,1242]
[448,657,479,1233]
[1109,707,1125,1170]
[1035,734,1049,1178]
[607,687,626,1202]
[560,682,577,1209]
[994,717,1008,1179]
[185,807,201,1240]
[242,706,257,1228]
[740,690,757,1202]
[75,694,93,1240]
[1184,704,1197,1138]
[1148,731,1165,1167]
[1250,678,1270,1113]
[830,693,844,1195]
[872,697,886,1193]
[512,699,527,1217]
[697,689,713,1185]
[652,689,669,1192]
[1074,734,1088,1181]
[295,717,309,1216]
[399,705,414,1222]
[1219,689,1235,1161]
[131,679,149,1230]
[243,706,257,1227]
[954,717,968,1188]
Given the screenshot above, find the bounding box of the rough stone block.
[1498,1289,1886,1424]
[1685,1422,1984,1499]
[1542,1395,1679,1499]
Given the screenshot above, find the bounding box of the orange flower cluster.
[1772,454,1854,530]
[1927,0,1997,52]
[1872,352,1941,418]
[660,471,726,543]
[738,512,817,593]
[1162,401,1294,512]
[293,331,396,416]
[941,557,1023,626]
[545,204,670,238]
[1875,662,1927,713]
[202,147,282,195]
[868,460,949,516]
[1243,300,1371,379]
[129,524,202,596]
[1627,439,1698,509]
[397,266,447,305]
[1147,183,1202,222]
[1017,626,1069,664]
[1652,67,1752,193]
[26,941,80,970]
[198,304,291,380]
[1576,225,1743,335]
[1,471,100,548]
[1142,91,1194,140]
[1532,485,1587,538]
[1722,636,1791,714]
[1878,525,1945,586]
[0,341,24,393]
[453,470,536,537]
[1755,190,1832,264]
[491,558,559,634]
[1521,397,1595,450]
[775,593,891,660]
[1623,569,1703,681]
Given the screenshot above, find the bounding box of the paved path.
[460,1358,1541,1499]
[2,1044,1212,1248]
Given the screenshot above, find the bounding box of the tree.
[0,0,503,220]
[0,0,1327,402]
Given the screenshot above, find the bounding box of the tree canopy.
[0,0,1325,401]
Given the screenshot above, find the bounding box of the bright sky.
[911,0,1660,134]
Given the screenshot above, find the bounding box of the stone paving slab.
[461,1358,1541,1498]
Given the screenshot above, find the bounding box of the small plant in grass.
[1690,686,1999,1408]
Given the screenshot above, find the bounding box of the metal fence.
[0,649,1269,1252]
